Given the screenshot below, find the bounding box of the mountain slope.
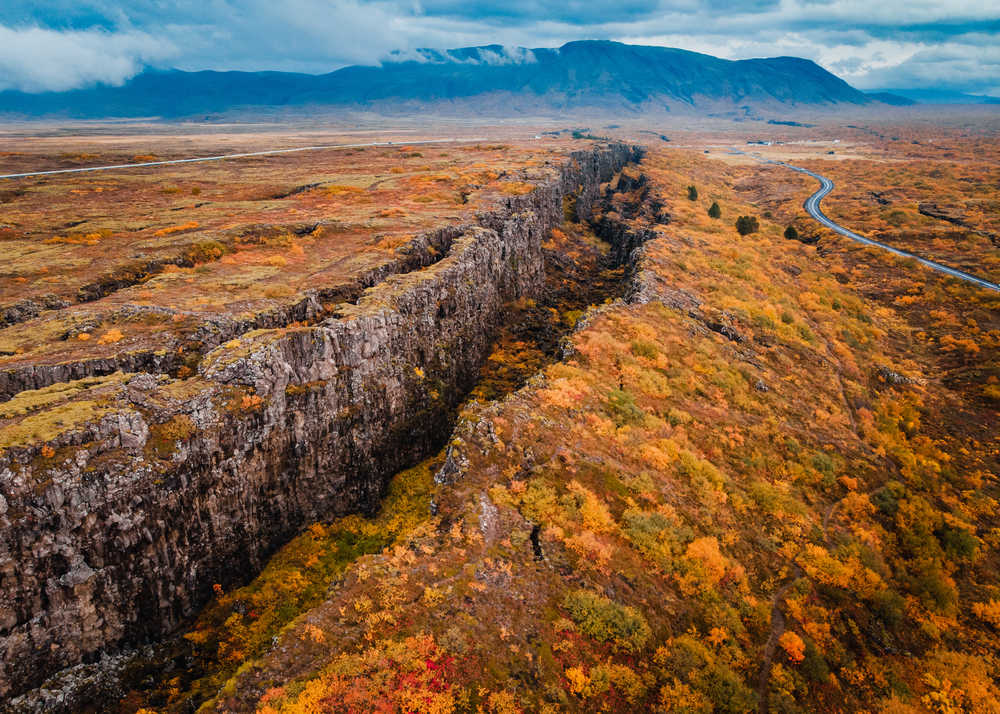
[0,40,872,118]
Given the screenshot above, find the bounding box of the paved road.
[775,160,1000,293]
[0,137,488,180]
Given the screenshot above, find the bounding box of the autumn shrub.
[562,589,651,654]
[869,588,906,631]
[935,523,979,560]
[186,240,226,264]
[324,184,366,197]
[666,408,692,426]
[145,414,196,459]
[972,600,1000,629]
[567,480,618,534]
[778,631,806,663]
[44,232,104,246]
[154,221,199,237]
[562,309,585,327]
[677,450,726,490]
[658,636,756,713]
[499,181,535,196]
[565,663,647,702]
[96,328,124,345]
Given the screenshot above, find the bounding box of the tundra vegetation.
[2,126,998,713]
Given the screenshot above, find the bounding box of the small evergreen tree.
[784,225,799,240]
[707,201,721,219]
[687,185,698,201]
[735,215,759,235]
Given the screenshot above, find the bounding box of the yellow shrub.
[97,328,124,345]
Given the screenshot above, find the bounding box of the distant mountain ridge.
[0,40,880,119]
[870,88,1000,105]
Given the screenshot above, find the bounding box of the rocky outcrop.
[918,202,966,227]
[0,143,641,699]
[0,349,181,403]
[0,296,69,329]
[918,202,1000,247]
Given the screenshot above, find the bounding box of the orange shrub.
[154,221,199,237]
[97,328,124,345]
[779,631,806,663]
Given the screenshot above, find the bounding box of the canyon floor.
[1,115,999,713]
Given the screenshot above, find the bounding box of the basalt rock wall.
[0,143,642,698]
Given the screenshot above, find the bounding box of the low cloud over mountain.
[0,40,884,118]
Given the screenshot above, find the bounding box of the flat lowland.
[702,122,1000,282]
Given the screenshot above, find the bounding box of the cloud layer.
[0,25,174,92]
[1,0,996,95]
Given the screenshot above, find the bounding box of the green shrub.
[935,523,979,560]
[735,215,759,236]
[811,451,835,476]
[622,509,675,564]
[562,589,651,654]
[687,185,699,201]
[660,635,757,713]
[630,340,659,360]
[885,209,908,227]
[606,389,644,426]
[707,201,721,218]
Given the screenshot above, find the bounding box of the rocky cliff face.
[0,144,641,699]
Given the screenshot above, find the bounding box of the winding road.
[773,159,1000,293]
[0,137,487,180]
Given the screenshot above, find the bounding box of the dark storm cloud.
[0,0,997,96]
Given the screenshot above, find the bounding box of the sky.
[0,0,997,96]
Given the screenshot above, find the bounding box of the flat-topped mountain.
[0,40,875,118]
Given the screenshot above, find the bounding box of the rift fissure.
[0,144,649,700]
[32,168,663,714]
